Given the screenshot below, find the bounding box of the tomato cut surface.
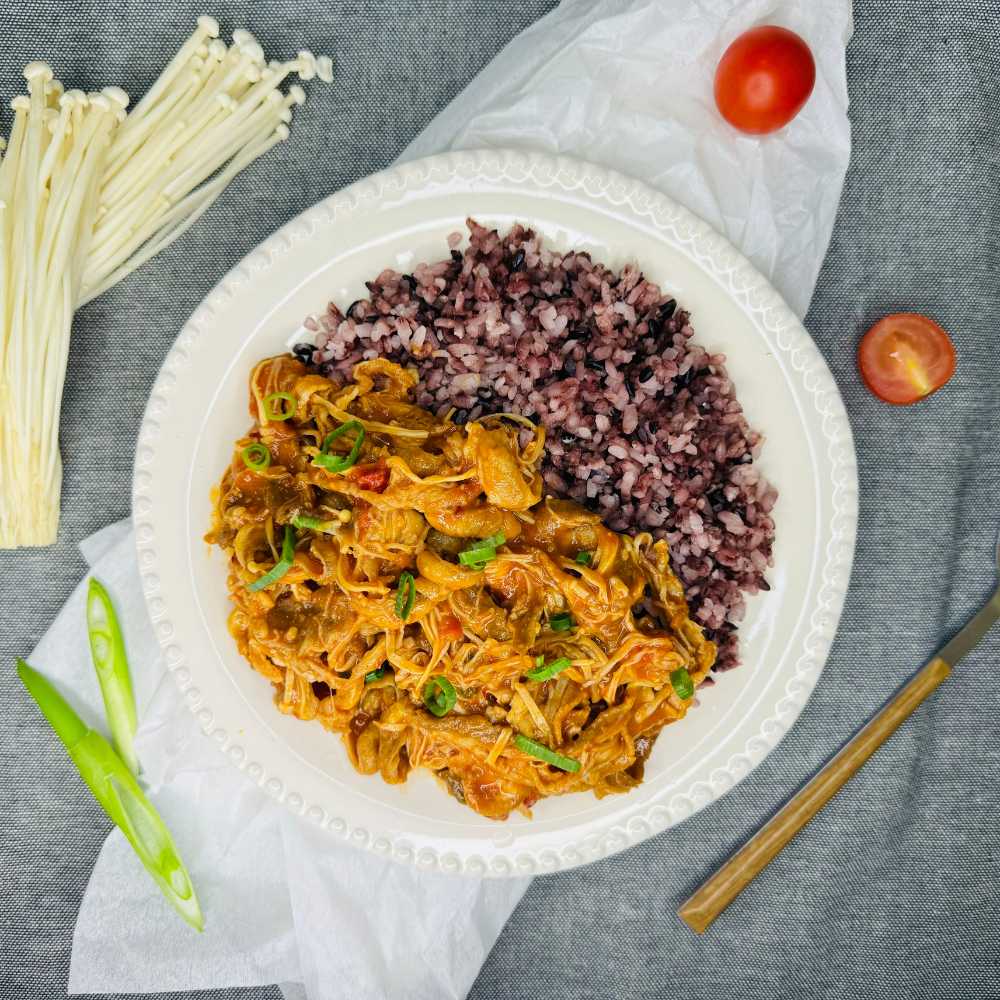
[857,313,956,405]
[714,26,816,134]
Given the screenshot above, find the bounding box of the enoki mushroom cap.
[24,61,54,84]
[196,14,221,37]
[295,50,317,81]
[233,29,266,65]
[87,93,114,115]
[102,86,130,110]
[316,56,334,83]
[207,38,228,63]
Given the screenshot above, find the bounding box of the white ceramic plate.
[134,149,857,877]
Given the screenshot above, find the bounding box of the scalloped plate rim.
[132,148,858,878]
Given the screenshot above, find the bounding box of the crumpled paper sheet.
[402,0,853,319]
[29,0,851,997]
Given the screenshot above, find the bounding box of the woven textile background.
[1,2,998,998]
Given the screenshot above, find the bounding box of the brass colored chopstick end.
[677,898,712,934]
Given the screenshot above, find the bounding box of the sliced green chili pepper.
[262,391,296,422]
[670,666,694,700]
[247,525,296,592]
[423,675,457,717]
[513,734,580,773]
[313,420,365,474]
[16,658,203,931]
[574,551,592,566]
[526,656,573,682]
[394,571,416,621]
[240,443,271,472]
[86,578,138,776]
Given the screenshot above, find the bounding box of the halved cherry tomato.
[857,313,956,405]
[714,26,816,134]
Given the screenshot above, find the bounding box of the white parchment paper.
[25,1,851,996]
[402,0,853,318]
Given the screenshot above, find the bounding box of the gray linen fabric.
[1,2,998,999]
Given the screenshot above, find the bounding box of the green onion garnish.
[526,656,573,682]
[262,391,296,422]
[423,675,457,717]
[574,551,592,566]
[247,525,296,592]
[313,420,364,474]
[16,658,204,931]
[86,578,139,776]
[364,665,388,684]
[394,571,416,621]
[670,666,694,700]
[513,734,581,773]
[458,545,496,568]
[291,513,337,533]
[240,443,271,472]
[548,612,575,632]
[458,532,506,569]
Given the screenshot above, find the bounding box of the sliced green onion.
[16,658,203,931]
[240,443,271,472]
[458,532,506,569]
[364,665,388,684]
[548,612,575,632]
[313,420,364,474]
[535,655,545,667]
[513,734,581,773]
[458,545,497,568]
[291,513,338,533]
[247,525,296,592]
[670,666,694,700]
[86,578,138,776]
[526,656,573,682]
[262,391,296,422]
[394,571,416,621]
[423,675,457,717]
[574,551,592,566]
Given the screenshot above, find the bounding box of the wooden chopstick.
[677,656,952,934]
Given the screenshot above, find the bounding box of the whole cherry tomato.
[714,26,816,134]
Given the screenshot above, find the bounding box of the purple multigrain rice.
[308,220,777,670]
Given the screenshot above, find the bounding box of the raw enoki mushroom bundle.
[0,16,332,549]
